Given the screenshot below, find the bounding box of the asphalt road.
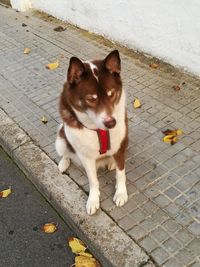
[0,146,76,267]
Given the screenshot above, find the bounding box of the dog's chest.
[64,119,125,159]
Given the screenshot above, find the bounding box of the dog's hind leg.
[55,125,71,173]
[58,155,70,174]
[107,157,116,171]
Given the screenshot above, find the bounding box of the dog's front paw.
[58,158,70,173]
[113,187,128,207]
[86,193,100,215]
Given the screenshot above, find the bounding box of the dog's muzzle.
[103,117,116,129]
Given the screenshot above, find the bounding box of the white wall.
[12,0,200,76]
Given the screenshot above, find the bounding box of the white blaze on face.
[86,61,99,81]
[86,109,107,129]
[86,109,117,130]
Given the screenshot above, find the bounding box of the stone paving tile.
[151,247,169,265]
[174,248,195,266]
[163,258,183,267]
[1,5,200,266]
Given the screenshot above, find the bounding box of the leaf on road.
[69,237,87,254]
[24,47,31,54]
[41,223,57,233]
[0,188,11,198]
[53,26,66,32]
[75,255,100,267]
[172,85,181,91]
[79,251,93,258]
[162,128,183,145]
[149,63,159,69]
[46,61,59,70]
[133,98,141,109]
[41,116,48,124]
[69,237,101,267]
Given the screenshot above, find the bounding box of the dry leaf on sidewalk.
[172,85,181,91]
[24,47,31,54]
[0,188,11,198]
[149,63,159,69]
[133,98,141,108]
[46,61,59,70]
[163,135,178,145]
[41,223,57,233]
[162,128,183,145]
[53,26,66,32]
[41,116,48,124]
[162,129,183,136]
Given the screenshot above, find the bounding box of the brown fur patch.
[113,112,128,170]
[59,83,83,129]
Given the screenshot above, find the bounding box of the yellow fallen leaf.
[46,61,59,70]
[0,188,11,198]
[171,136,178,145]
[163,135,174,143]
[75,255,99,267]
[41,116,48,124]
[176,129,183,136]
[69,237,87,254]
[79,251,93,258]
[24,47,31,54]
[162,128,183,145]
[133,98,141,109]
[162,129,183,137]
[41,223,57,233]
[149,63,159,69]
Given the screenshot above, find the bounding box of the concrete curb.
[0,108,153,267]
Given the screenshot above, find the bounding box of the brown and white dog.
[55,50,128,215]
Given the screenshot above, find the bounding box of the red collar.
[96,129,110,154]
[77,120,110,154]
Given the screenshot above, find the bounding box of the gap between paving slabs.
[0,108,154,267]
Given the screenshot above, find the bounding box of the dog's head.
[65,50,123,130]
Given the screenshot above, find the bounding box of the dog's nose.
[103,117,116,129]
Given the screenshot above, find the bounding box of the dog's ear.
[104,50,121,74]
[67,57,85,84]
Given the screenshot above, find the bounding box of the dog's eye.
[85,94,98,103]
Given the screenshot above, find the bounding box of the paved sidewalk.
[0,5,200,267]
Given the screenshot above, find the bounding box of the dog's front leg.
[79,156,100,215]
[113,146,128,207]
